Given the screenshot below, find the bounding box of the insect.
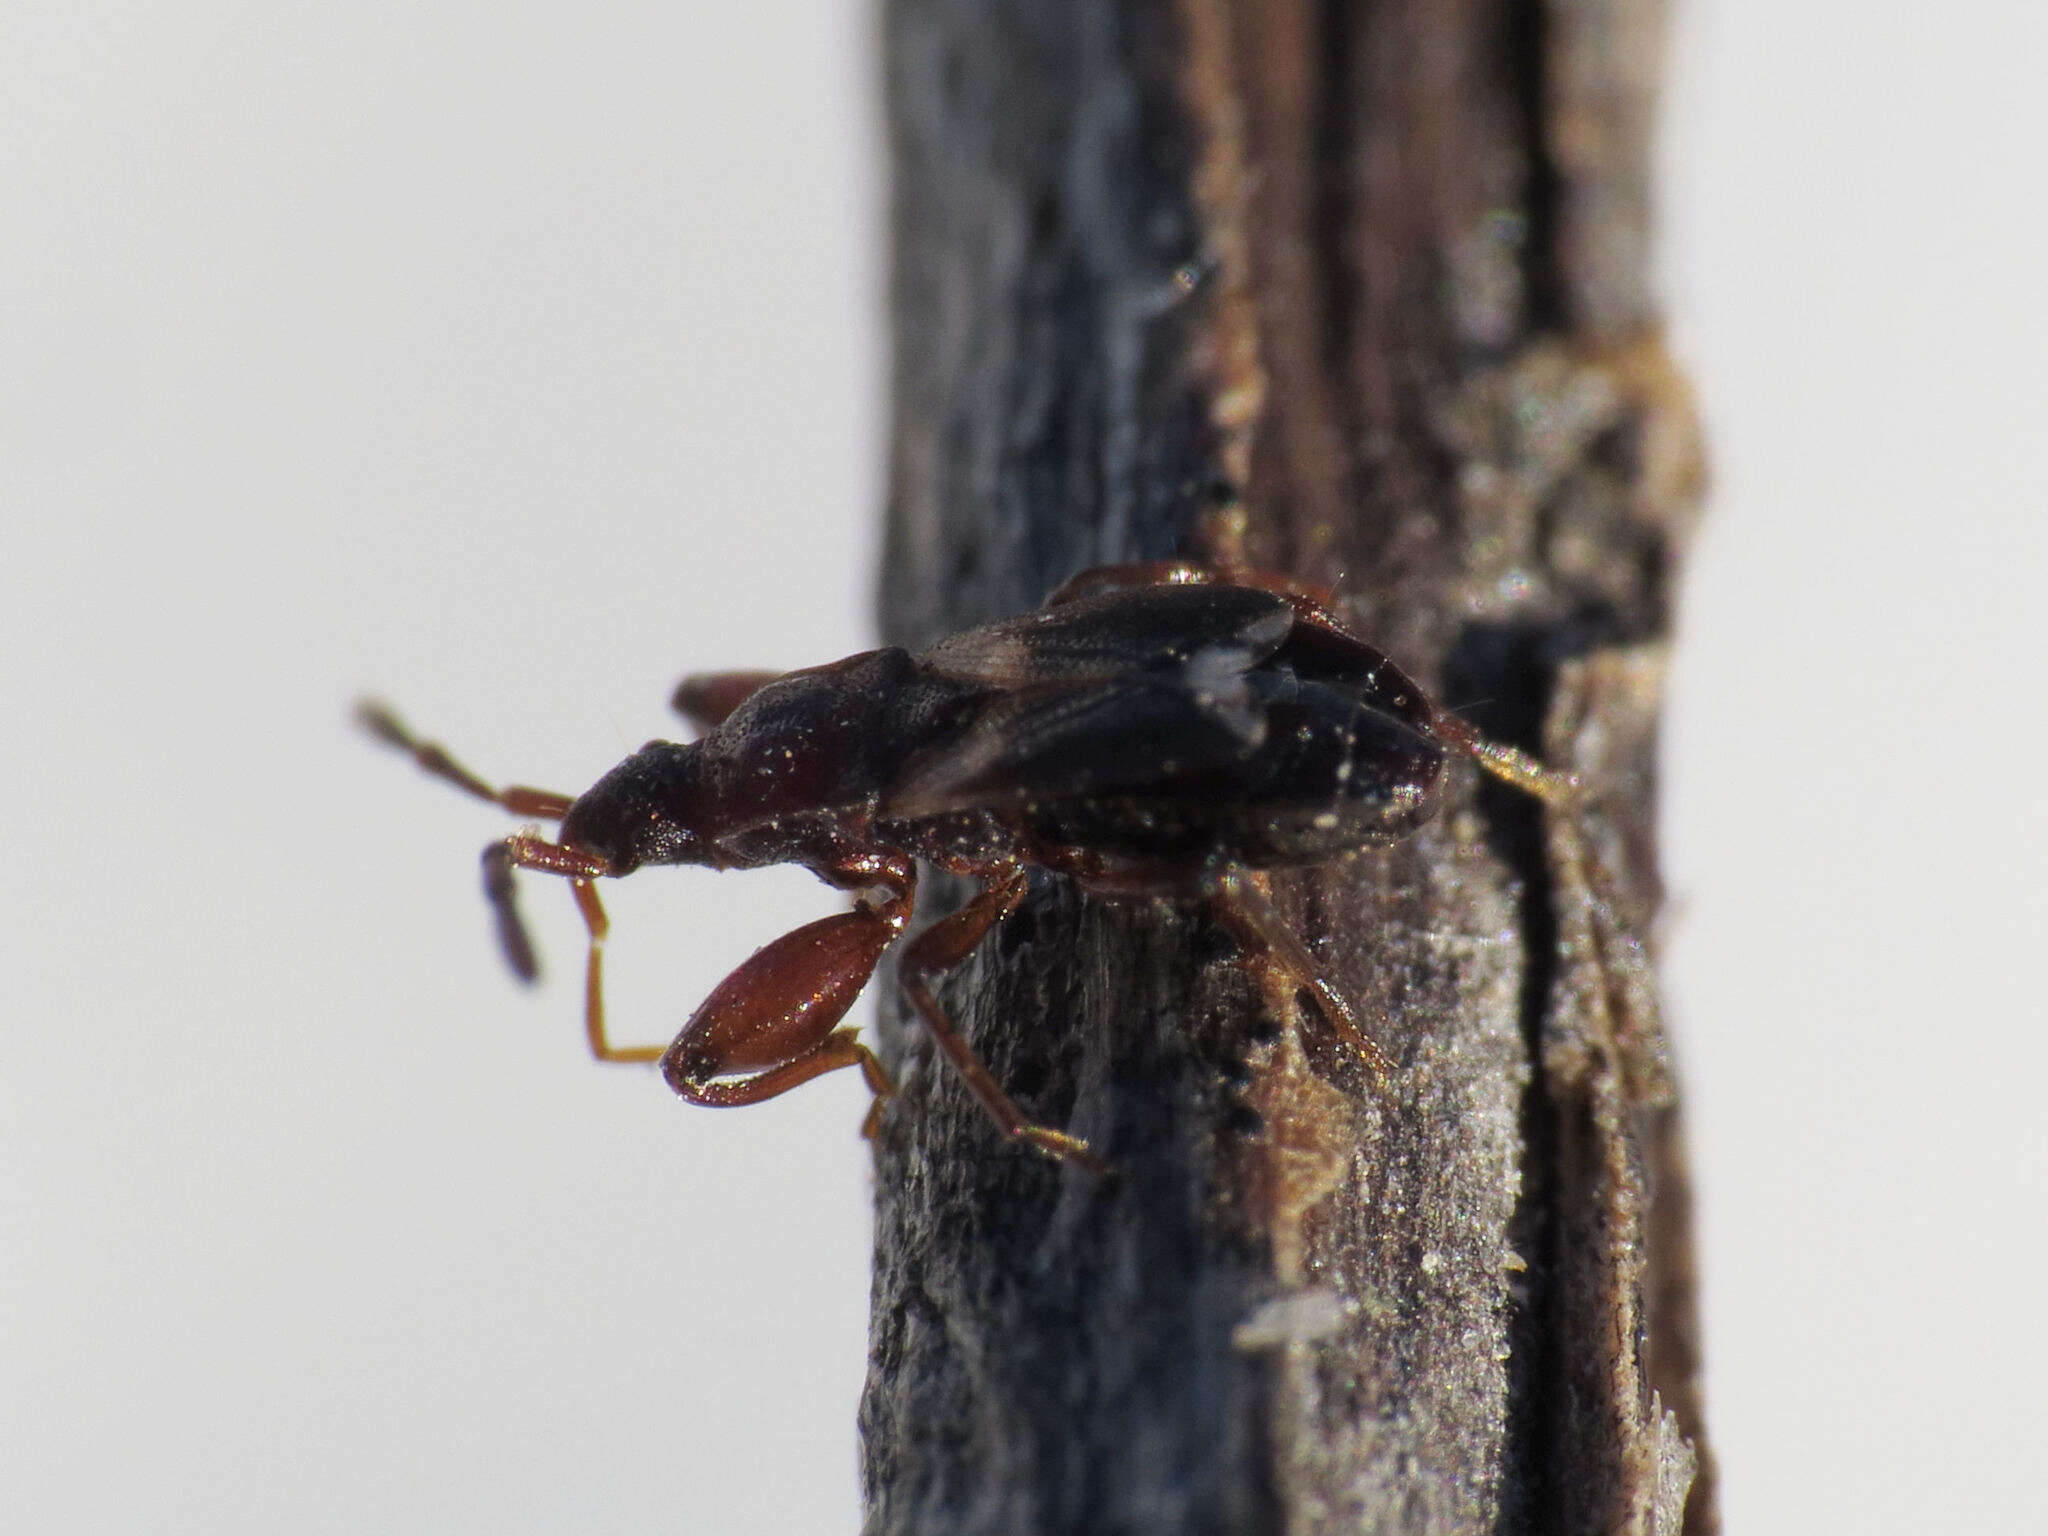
[362,559,1575,1172]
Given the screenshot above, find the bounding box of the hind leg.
[1205,869,1391,1079]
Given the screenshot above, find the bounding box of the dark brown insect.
[362,560,1574,1172]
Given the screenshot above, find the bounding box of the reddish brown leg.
[356,700,575,819]
[897,866,1109,1173]
[658,863,913,1131]
[1430,709,1582,808]
[559,876,664,1063]
[669,1025,895,1109]
[669,671,783,735]
[1206,869,1391,1079]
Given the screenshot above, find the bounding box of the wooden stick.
[865,2,1712,1530]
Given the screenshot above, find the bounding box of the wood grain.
[865,3,1711,1530]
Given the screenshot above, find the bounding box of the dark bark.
[864,2,1710,1532]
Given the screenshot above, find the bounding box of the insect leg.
[659,890,908,1131]
[356,700,575,819]
[896,866,1109,1174]
[1205,869,1391,1079]
[670,1027,897,1121]
[669,670,783,734]
[557,876,665,1064]
[1430,710,1582,808]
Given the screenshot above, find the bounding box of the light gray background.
[4,4,2043,1532]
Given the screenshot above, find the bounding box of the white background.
[4,4,2043,1532]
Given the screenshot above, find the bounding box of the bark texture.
[863,2,1711,1532]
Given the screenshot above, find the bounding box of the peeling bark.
[864,2,1711,1531]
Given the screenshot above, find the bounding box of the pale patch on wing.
[917,583,1293,689]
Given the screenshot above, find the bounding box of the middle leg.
[897,865,1109,1173]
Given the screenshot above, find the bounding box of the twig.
[864,3,1711,1531]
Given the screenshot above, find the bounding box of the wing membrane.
[885,671,1267,819]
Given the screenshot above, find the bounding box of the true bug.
[362,560,1575,1171]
